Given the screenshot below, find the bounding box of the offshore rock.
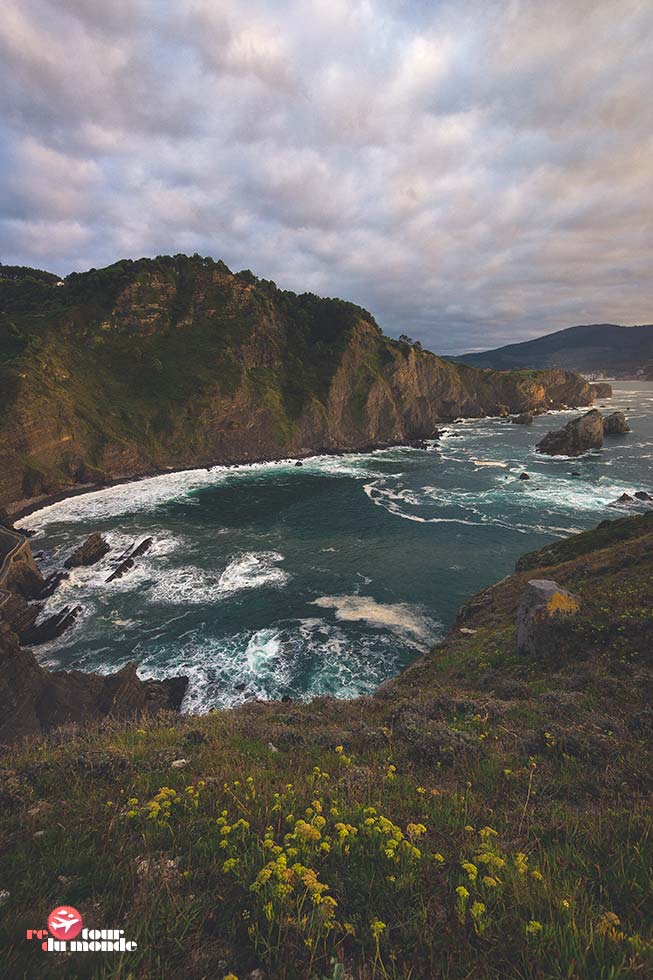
[106,538,153,582]
[516,579,580,657]
[590,382,613,399]
[512,412,533,425]
[65,532,110,568]
[536,409,604,456]
[603,412,631,435]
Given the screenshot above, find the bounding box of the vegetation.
[1,513,651,978]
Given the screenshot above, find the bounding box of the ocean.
[17,381,653,711]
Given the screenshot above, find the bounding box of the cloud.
[0,0,651,352]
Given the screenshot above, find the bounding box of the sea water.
[16,382,653,711]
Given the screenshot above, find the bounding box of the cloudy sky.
[1,0,651,352]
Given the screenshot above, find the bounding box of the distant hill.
[452,323,653,377]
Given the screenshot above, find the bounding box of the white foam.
[310,595,439,649]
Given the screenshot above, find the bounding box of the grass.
[1,515,652,978]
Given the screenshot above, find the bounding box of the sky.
[0,1,651,354]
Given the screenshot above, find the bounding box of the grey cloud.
[0,0,651,353]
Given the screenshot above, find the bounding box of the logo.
[48,906,83,940]
[26,906,138,953]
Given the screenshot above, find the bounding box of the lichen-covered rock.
[516,579,581,657]
[603,411,630,435]
[536,409,604,456]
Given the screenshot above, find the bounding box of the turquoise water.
[17,382,653,711]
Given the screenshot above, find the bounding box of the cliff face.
[0,256,594,510]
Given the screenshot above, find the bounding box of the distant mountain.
[452,323,653,377]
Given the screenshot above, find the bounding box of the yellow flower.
[434,852,445,863]
[416,786,426,795]
[525,920,542,937]
[370,918,386,940]
[531,869,543,881]
[456,885,470,900]
[482,876,498,888]
[461,861,478,882]
[514,852,529,874]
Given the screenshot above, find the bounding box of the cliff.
[1,513,651,978]
[0,256,593,511]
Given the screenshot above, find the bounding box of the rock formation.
[590,382,613,398]
[64,532,110,568]
[512,412,533,425]
[603,411,631,435]
[0,620,187,742]
[536,409,604,456]
[515,579,580,657]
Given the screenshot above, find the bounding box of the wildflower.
[343,922,356,936]
[514,852,529,875]
[222,858,239,873]
[416,786,426,795]
[293,819,322,843]
[479,826,498,841]
[531,869,543,881]
[561,899,571,910]
[461,861,478,882]
[386,764,397,781]
[434,852,445,863]
[221,974,239,980]
[406,822,427,840]
[470,901,486,935]
[464,825,474,833]
[525,920,542,937]
[482,876,499,888]
[455,885,470,924]
[370,918,386,940]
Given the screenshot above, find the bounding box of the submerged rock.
[106,538,153,582]
[65,532,110,569]
[536,409,604,456]
[512,412,533,425]
[603,411,631,435]
[516,579,580,657]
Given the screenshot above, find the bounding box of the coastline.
[9,401,600,526]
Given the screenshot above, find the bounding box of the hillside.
[0,512,651,978]
[453,323,653,376]
[0,256,594,512]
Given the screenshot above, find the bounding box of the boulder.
[519,472,530,481]
[516,579,580,657]
[512,412,533,425]
[536,409,604,456]
[65,532,110,569]
[603,412,630,435]
[634,491,653,501]
[590,382,613,399]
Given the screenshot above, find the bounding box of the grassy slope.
[1,514,651,979]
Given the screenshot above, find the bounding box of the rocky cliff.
[1,256,594,511]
